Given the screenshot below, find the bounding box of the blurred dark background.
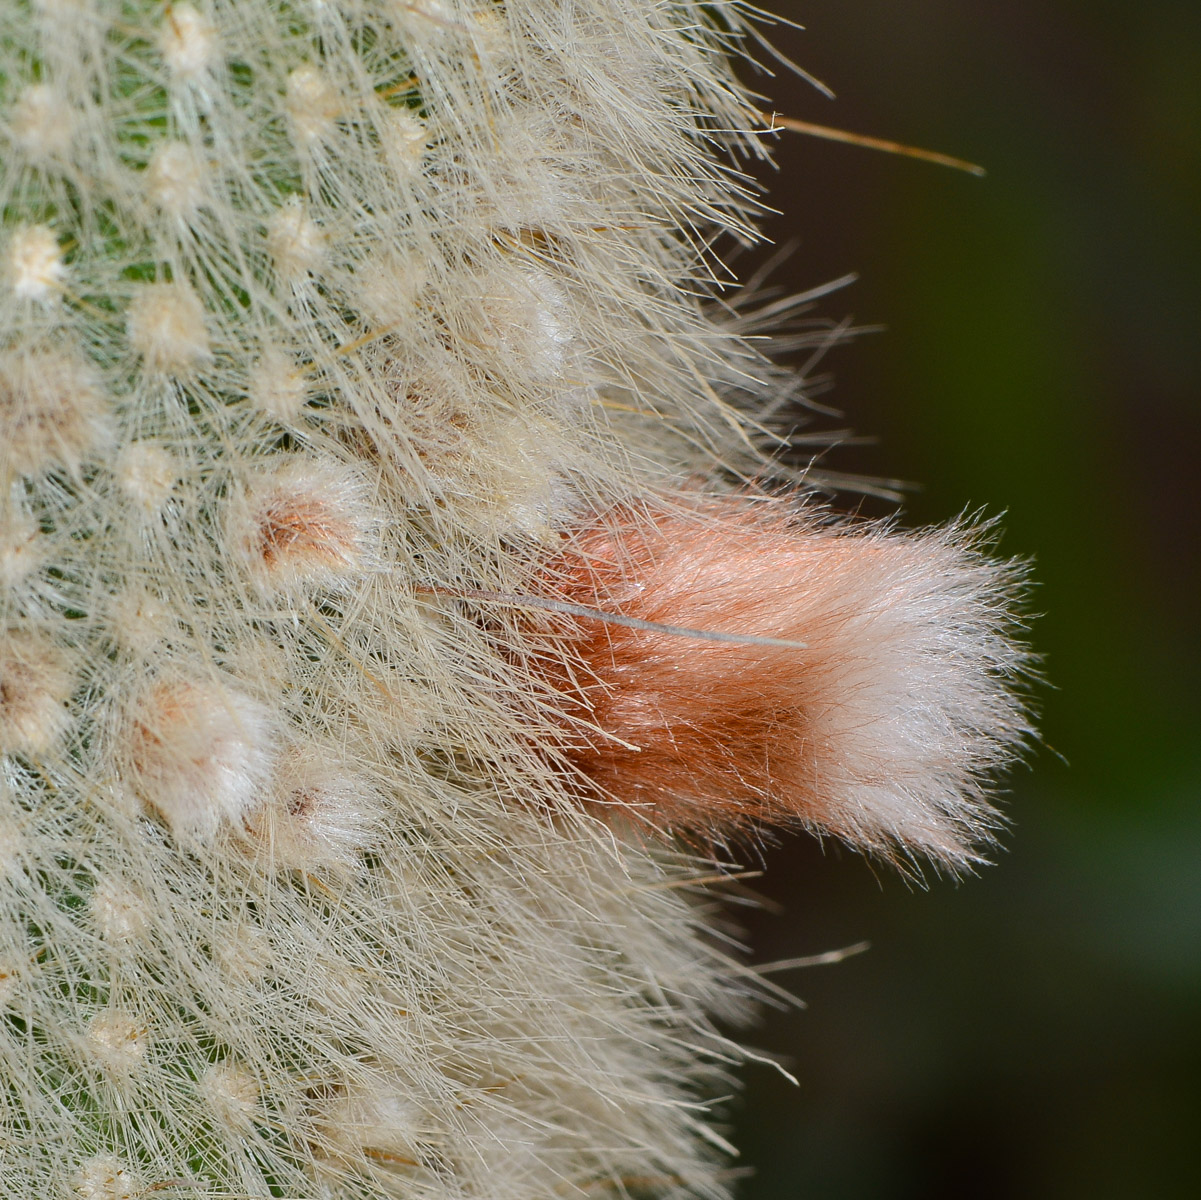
[726,2,1201,1197]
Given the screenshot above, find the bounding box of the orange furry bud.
[540,503,1030,867]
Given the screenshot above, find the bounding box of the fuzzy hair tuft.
[0,2,1030,1196]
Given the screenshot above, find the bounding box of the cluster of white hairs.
[0,2,1029,1198]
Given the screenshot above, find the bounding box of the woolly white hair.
[0,2,1026,1198]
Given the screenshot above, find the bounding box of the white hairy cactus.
[0,3,1028,1198]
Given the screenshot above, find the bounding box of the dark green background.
[727,2,1201,1197]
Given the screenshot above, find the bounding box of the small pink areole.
[536,501,1029,867]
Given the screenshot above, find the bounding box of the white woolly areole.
[0,955,23,1006]
[481,266,577,382]
[248,345,309,421]
[198,1061,261,1129]
[115,441,176,513]
[316,1070,427,1164]
[0,632,73,755]
[158,4,219,80]
[0,509,42,590]
[72,1156,140,1200]
[11,84,75,159]
[231,456,378,591]
[242,750,386,872]
[146,141,208,219]
[87,875,150,944]
[0,346,111,477]
[126,282,211,373]
[7,225,66,302]
[0,812,23,885]
[382,109,428,175]
[106,587,173,655]
[286,64,341,146]
[266,196,326,279]
[84,1009,148,1072]
[121,677,277,841]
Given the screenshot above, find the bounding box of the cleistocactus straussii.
[0,4,1029,1197]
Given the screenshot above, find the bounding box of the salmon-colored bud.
[539,504,1029,867]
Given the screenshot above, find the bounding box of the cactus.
[0,3,1029,1198]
